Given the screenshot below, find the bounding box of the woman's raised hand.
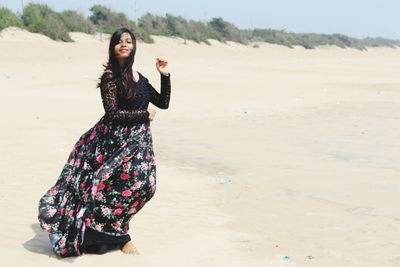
[156,58,170,76]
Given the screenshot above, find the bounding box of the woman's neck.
[118,59,126,67]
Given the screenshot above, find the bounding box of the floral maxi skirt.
[38,115,157,257]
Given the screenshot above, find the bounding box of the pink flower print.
[106,185,112,191]
[85,218,91,226]
[113,208,122,216]
[97,182,105,191]
[61,196,67,205]
[95,192,103,200]
[149,177,155,186]
[59,237,66,245]
[42,223,50,231]
[60,208,66,215]
[61,248,68,255]
[103,126,108,135]
[123,163,130,171]
[76,159,81,168]
[78,139,84,146]
[66,175,72,182]
[95,224,103,232]
[96,154,104,163]
[134,192,139,198]
[124,127,128,132]
[121,190,132,197]
[115,203,122,207]
[49,189,58,196]
[135,153,143,160]
[101,174,109,181]
[91,186,97,195]
[121,143,127,148]
[68,210,74,218]
[89,131,96,140]
[133,170,139,177]
[120,173,130,180]
[124,225,129,231]
[128,207,137,214]
[48,208,57,217]
[73,240,79,252]
[140,162,147,171]
[132,201,139,207]
[80,182,85,188]
[122,156,130,162]
[145,153,152,160]
[101,207,111,216]
[133,182,140,189]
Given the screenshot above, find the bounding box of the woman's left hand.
[156,57,170,76]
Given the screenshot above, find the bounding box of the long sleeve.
[100,76,150,124]
[149,74,171,109]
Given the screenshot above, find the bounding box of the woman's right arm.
[100,77,150,124]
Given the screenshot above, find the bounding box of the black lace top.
[99,70,171,125]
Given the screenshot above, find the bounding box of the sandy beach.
[0,27,399,266]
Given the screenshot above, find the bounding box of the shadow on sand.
[22,223,77,263]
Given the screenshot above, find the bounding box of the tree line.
[0,3,399,50]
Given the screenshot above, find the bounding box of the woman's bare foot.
[121,241,139,255]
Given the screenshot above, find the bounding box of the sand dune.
[1,27,400,266]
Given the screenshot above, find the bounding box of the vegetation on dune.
[0,7,23,30]
[59,10,96,34]
[0,4,398,50]
[21,3,72,41]
[88,5,153,43]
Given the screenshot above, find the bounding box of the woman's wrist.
[160,72,170,77]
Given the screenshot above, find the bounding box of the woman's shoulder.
[137,71,149,83]
[101,65,115,81]
[98,65,116,90]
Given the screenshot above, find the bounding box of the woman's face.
[114,32,134,61]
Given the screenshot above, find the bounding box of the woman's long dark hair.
[98,28,137,99]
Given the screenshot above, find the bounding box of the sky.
[1,0,399,39]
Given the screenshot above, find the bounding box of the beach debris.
[219,178,232,184]
[304,255,314,261]
[282,255,291,261]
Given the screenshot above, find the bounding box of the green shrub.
[22,3,72,41]
[128,21,154,43]
[138,13,168,36]
[59,10,96,33]
[89,5,129,34]
[0,8,23,30]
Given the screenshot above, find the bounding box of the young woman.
[38,27,171,257]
